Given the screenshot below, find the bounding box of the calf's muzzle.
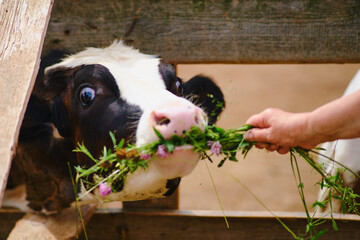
[150,105,207,139]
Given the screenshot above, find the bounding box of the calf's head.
[42,41,225,201]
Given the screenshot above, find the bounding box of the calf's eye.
[79,87,95,106]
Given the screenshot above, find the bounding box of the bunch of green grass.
[74,124,360,240]
[73,125,254,195]
[289,147,360,239]
[73,133,148,196]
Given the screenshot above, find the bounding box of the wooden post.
[0,0,53,206]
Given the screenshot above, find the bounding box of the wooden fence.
[1,0,360,239]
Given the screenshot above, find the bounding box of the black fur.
[164,177,181,196]
[50,95,71,138]
[157,61,225,125]
[181,75,225,125]
[9,95,77,211]
[158,60,181,95]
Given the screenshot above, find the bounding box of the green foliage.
[73,141,148,195]
[74,125,254,195]
[73,125,360,240]
[289,148,360,239]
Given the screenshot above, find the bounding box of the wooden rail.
[44,0,360,64]
[1,209,360,240]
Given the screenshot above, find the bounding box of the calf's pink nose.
[151,106,205,139]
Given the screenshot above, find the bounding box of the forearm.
[308,89,360,142]
[245,89,360,153]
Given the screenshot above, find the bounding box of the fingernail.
[244,130,253,140]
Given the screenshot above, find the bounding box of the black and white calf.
[5,41,225,213]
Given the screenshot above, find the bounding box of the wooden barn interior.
[1,0,360,239]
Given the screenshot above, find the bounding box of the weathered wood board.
[2,209,359,239]
[0,0,53,207]
[79,210,360,239]
[44,0,360,63]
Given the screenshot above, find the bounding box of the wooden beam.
[44,0,360,63]
[78,210,360,240]
[0,0,53,206]
[2,209,360,239]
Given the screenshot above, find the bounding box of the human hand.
[244,108,317,154]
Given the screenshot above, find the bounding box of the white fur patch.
[318,69,360,211]
[3,185,30,212]
[45,41,155,73]
[320,69,360,174]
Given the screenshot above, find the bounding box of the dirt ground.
[177,64,360,212]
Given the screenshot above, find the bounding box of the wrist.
[306,110,337,146]
[296,112,318,146]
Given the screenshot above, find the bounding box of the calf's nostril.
[194,115,199,124]
[155,116,170,126]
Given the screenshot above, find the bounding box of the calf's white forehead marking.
[45,40,156,72]
[102,59,173,111]
[45,40,185,111]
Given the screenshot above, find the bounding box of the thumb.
[244,128,272,143]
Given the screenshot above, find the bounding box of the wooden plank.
[2,209,360,239]
[0,0,53,206]
[79,210,360,239]
[7,204,97,240]
[43,0,360,63]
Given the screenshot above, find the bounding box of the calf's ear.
[38,67,79,100]
[36,67,78,138]
[181,75,225,125]
[32,50,71,99]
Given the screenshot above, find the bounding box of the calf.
[5,41,225,213]
[318,69,360,212]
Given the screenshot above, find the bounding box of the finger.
[244,128,272,144]
[265,144,278,152]
[246,113,266,128]
[246,114,259,126]
[277,146,290,154]
[254,143,268,149]
[246,109,275,128]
